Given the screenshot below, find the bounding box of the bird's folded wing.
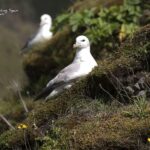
[21,31,38,52]
[46,63,82,87]
[35,63,83,100]
[21,36,33,53]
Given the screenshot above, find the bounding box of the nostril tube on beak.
[73,44,78,48]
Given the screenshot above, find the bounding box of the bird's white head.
[40,14,52,27]
[73,35,90,49]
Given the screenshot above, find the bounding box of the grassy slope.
[0,24,150,150]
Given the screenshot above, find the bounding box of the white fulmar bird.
[34,35,98,100]
[21,14,53,54]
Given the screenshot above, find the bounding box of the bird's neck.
[73,47,92,62]
[40,24,51,31]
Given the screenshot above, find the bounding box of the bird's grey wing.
[20,39,31,55]
[34,63,81,100]
[20,32,37,54]
[47,63,81,87]
[21,39,30,51]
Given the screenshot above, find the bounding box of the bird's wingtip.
[33,93,43,101]
[33,96,38,101]
[33,86,53,101]
[19,47,29,55]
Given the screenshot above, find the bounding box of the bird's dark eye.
[81,39,85,42]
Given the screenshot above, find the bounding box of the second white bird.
[21,14,53,53]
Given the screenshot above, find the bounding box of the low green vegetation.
[123,96,150,119]
[54,0,142,45]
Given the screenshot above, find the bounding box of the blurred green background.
[0,0,74,98]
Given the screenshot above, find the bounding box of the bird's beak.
[73,43,78,48]
[73,44,76,48]
[40,22,46,26]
